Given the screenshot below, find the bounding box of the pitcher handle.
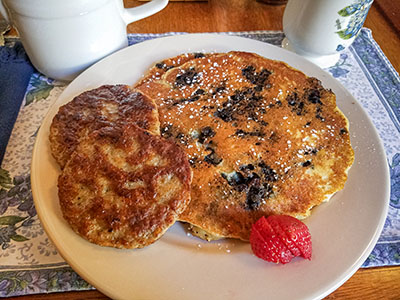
[0,0,10,23]
[121,0,168,25]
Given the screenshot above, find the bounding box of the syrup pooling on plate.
[135,51,354,241]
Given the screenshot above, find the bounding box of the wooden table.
[11,0,400,299]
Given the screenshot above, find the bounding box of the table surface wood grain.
[9,0,399,299]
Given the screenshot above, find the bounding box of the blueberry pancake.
[135,51,354,241]
[49,84,160,168]
[58,124,192,249]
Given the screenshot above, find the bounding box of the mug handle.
[120,0,168,25]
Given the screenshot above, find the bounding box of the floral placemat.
[0,29,399,296]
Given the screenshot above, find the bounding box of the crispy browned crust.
[135,51,354,241]
[58,124,192,249]
[49,84,160,168]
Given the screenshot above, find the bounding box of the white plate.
[31,34,390,300]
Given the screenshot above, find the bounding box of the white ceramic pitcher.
[0,0,168,81]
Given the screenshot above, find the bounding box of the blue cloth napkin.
[0,42,34,163]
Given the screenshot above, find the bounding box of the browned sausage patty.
[58,124,192,249]
[49,84,160,168]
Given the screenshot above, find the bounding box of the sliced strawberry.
[250,215,312,264]
[267,215,302,257]
[269,215,312,260]
[250,216,294,264]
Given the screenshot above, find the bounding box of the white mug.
[0,0,168,81]
[282,0,373,68]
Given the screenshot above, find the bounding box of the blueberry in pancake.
[136,52,212,86]
[49,84,160,168]
[135,51,354,241]
[58,124,192,249]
